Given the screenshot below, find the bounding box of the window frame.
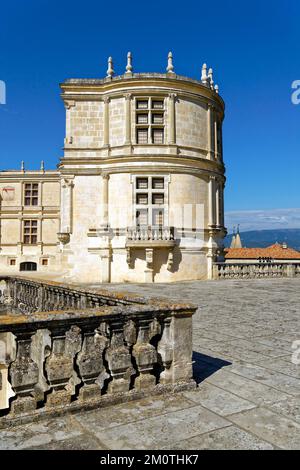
[135,97,165,144]
[131,175,170,227]
[23,219,38,245]
[24,182,39,206]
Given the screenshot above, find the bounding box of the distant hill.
[224,228,300,251]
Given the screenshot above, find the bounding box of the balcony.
[126,226,175,248]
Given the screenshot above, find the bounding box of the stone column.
[220,183,225,227]
[207,104,214,160]
[214,114,218,161]
[168,93,177,144]
[145,248,154,282]
[215,181,220,226]
[99,172,111,283]
[60,178,74,234]
[124,93,132,145]
[101,172,109,228]
[64,100,75,145]
[208,175,215,227]
[103,96,110,147]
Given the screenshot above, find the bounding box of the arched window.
[20,262,37,272]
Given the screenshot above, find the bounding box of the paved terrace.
[1,278,300,450]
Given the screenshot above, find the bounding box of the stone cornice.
[60,75,224,114]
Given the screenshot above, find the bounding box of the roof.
[225,243,300,260]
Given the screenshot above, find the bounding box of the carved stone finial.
[166,51,175,74]
[208,67,214,89]
[106,56,114,78]
[40,160,45,171]
[201,63,208,85]
[214,84,219,94]
[125,52,133,76]
[21,161,25,172]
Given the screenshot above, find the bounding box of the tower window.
[24,183,39,206]
[23,220,38,244]
[135,97,165,144]
[133,176,168,227]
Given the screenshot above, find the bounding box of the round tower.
[58,53,226,283]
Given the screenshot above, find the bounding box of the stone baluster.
[157,317,173,384]
[9,331,39,414]
[77,323,109,401]
[132,318,157,390]
[45,325,81,407]
[105,319,133,393]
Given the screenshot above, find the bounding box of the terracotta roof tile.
[225,243,300,260]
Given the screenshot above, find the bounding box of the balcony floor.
[1,278,300,450]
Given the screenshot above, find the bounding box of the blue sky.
[0,0,299,228]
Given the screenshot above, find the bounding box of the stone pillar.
[220,183,225,227]
[145,248,154,282]
[214,114,218,161]
[169,311,194,384]
[168,93,176,144]
[208,175,215,227]
[64,100,75,145]
[99,172,111,283]
[215,181,220,226]
[103,96,110,147]
[101,172,109,228]
[207,104,214,160]
[124,93,132,145]
[60,178,74,234]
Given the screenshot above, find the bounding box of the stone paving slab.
[163,425,275,450]
[1,278,300,450]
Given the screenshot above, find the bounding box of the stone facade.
[0,58,226,283]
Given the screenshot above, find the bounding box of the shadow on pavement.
[192,351,232,384]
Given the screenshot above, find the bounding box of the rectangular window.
[135,97,165,145]
[137,114,148,124]
[152,193,164,205]
[10,259,16,266]
[133,176,168,227]
[152,128,164,144]
[23,220,38,244]
[42,259,48,266]
[136,177,148,189]
[137,128,148,144]
[152,100,164,109]
[136,193,148,205]
[152,178,164,189]
[136,100,148,109]
[24,183,39,206]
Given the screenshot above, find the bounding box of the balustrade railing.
[0,276,196,426]
[127,226,174,242]
[213,262,300,280]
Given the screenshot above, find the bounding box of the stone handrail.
[0,276,196,427]
[0,276,146,315]
[127,226,175,242]
[213,262,300,280]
